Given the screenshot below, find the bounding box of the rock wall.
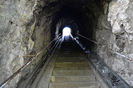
[0,0,34,88]
[0,0,52,88]
[96,0,133,86]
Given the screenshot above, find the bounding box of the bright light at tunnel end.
[62,27,71,37]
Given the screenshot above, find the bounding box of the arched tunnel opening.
[0,0,133,88]
[50,0,100,51]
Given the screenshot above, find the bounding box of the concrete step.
[60,54,85,57]
[49,82,98,88]
[55,62,89,68]
[52,70,94,76]
[50,76,96,83]
[57,56,85,58]
[55,61,88,64]
[54,66,91,70]
[56,57,88,62]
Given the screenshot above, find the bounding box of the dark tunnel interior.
[49,0,107,50]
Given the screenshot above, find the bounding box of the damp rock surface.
[0,0,34,88]
[96,0,133,86]
[0,0,51,88]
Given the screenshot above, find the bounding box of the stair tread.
[52,70,94,76]
[55,62,88,64]
[54,67,91,70]
[56,59,88,62]
[55,62,89,67]
[49,82,99,88]
[50,76,96,82]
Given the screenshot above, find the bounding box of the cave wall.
[96,0,133,86]
[0,0,35,87]
[0,0,52,88]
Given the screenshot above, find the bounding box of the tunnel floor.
[25,40,100,88]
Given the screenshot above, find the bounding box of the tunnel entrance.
[49,0,106,51]
[62,27,71,37]
[62,26,72,42]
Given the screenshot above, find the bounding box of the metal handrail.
[77,33,132,60]
[0,35,61,88]
[24,36,62,88]
[77,33,98,44]
[74,33,131,88]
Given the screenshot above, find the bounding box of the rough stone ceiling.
[42,0,107,48]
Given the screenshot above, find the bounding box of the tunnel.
[0,0,133,88]
[51,0,98,50]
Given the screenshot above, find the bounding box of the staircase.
[17,38,131,88]
[31,39,100,88]
[49,56,99,88]
[48,40,100,88]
